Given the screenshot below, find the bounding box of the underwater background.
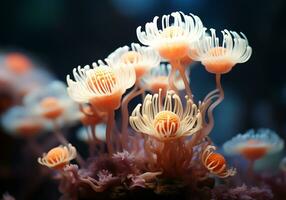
[0,0,286,199]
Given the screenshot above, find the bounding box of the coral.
[211,184,273,200]
[258,172,286,200]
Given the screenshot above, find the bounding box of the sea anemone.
[141,63,187,95]
[129,90,202,141]
[192,28,252,74]
[223,129,284,161]
[38,143,77,170]
[1,106,50,137]
[4,52,32,75]
[201,145,236,178]
[66,60,135,112]
[136,11,204,61]
[24,81,80,124]
[107,43,160,80]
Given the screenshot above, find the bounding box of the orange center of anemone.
[5,53,32,74]
[158,26,189,60]
[88,68,122,111]
[206,153,226,171]
[153,111,180,138]
[87,68,116,93]
[203,47,235,74]
[46,147,69,168]
[239,140,269,161]
[40,97,64,119]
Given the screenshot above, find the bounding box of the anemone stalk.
[170,60,193,99]
[121,83,145,150]
[203,74,224,136]
[106,110,115,156]
[188,74,224,148]
[168,67,179,94]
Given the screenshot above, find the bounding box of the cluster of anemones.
[0,52,54,114]
[37,11,255,177]
[32,11,286,200]
[1,81,81,138]
[3,10,286,200]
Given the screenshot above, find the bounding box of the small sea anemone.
[201,145,236,178]
[211,184,273,200]
[107,43,160,79]
[4,52,32,74]
[67,60,136,112]
[192,29,252,74]
[141,63,187,95]
[1,106,50,137]
[136,11,204,61]
[223,129,284,161]
[38,143,77,170]
[39,97,64,119]
[129,90,202,141]
[24,81,80,123]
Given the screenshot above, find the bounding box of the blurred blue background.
[0,0,285,199]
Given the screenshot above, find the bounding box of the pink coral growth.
[211,184,273,200]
